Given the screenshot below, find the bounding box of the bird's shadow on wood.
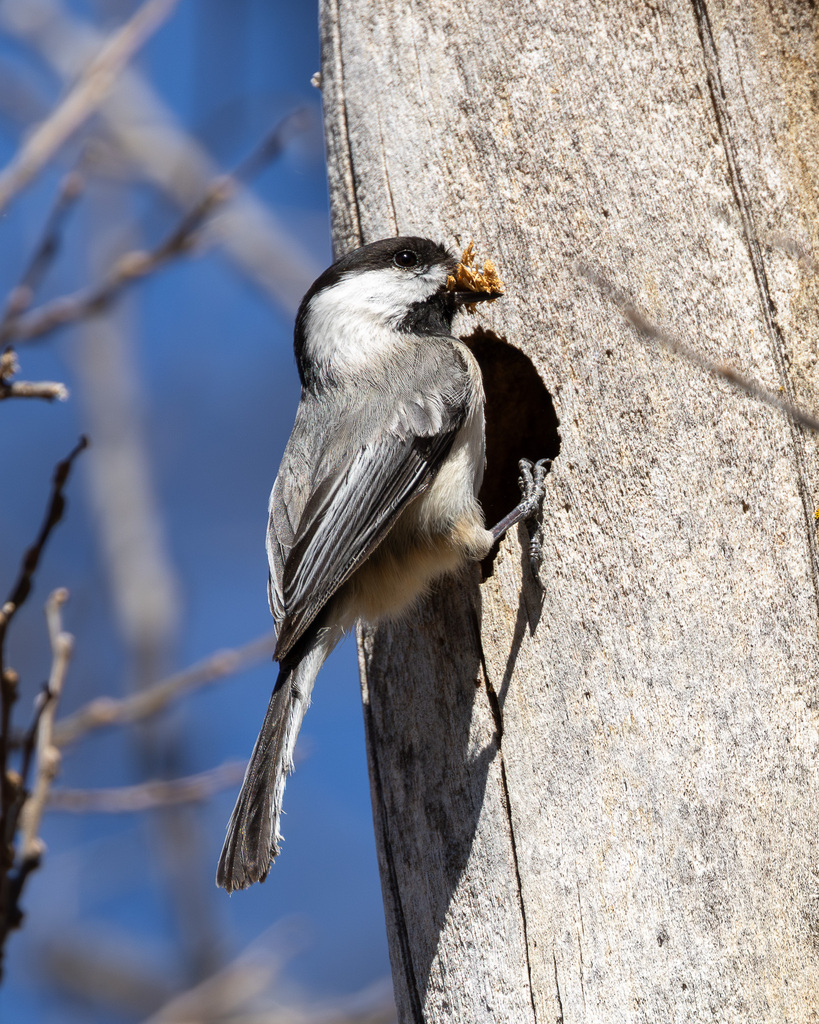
[362,578,498,1018]
[361,333,559,1013]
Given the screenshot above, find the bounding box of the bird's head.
[294,236,501,385]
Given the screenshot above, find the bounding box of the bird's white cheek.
[304,302,400,372]
[317,265,449,320]
[303,265,449,372]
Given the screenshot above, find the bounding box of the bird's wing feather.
[272,422,460,660]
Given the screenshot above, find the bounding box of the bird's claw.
[517,458,550,578]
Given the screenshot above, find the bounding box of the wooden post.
[319,2,819,1020]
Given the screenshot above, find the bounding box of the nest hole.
[465,328,561,564]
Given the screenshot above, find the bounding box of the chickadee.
[217,236,547,893]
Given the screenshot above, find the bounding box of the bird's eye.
[393,250,418,269]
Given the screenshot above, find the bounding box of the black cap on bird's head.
[294,236,503,384]
[329,236,455,278]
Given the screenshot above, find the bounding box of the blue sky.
[0,2,391,1020]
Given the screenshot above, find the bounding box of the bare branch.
[0,0,180,216]
[18,589,73,856]
[0,436,87,828]
[0,380,68,401]
[0,350,68,401]
[580,264,819,434]
[1,589,74,977]
[48,760,246,813]
[0,441,85,974]
[0,436,87,651]
[1,168,85,329]
[2,111,313,345]
[53,632,277,747]
[0,347,68,401]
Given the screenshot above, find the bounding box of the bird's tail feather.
[216,631,334,892]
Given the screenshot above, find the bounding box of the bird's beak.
[448,288,503,306]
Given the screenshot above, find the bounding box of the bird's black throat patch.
[396,288,457,336]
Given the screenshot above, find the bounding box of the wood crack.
[376,107,399,234]
[691,0,819,620]
[473,605,538,1023]
[321,0,363,247]
[553,952,564,1023]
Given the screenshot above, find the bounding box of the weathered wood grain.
[320,1,819,1020]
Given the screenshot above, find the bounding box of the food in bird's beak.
[446,241,505,303]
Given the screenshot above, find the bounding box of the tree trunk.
[319,1,819,1021]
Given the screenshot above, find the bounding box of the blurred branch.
[41,916,395,1023]
[0,167,79,396]
[43,929,174,1017]
[1,167,85,330]
[580,263,819,433]
[142,978,398,1024]
[72,174,218,982]
[0,59,51,130]
[137,928,397,1024]
[0,0,320,313]
[0,0,179,216]
[54,632,277,747]
[18,589,72,855]
[48,760,246,813]
[0,348,68,401]
[2,111,313,345]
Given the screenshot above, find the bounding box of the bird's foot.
[517,458,549,577]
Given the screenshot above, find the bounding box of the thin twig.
[0,0,180,216]
[3,109,313,346]
[18,686,52,790]
[1,590,74,976]
[0,167,82,399]
[0,350,68,402]
[54,631,277,747]
[0,437,87,830]
[18,590,73,857]
[0,169,85,330]
[0,436,88,657]
[48,760,246,813]
[579,264,819,434]
[0,379,69,401]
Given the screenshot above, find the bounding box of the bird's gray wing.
[266,398,317,629]
[271,417,462,661]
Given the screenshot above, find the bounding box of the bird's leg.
[489,459,550,576]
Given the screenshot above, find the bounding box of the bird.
[216,236,547,892]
